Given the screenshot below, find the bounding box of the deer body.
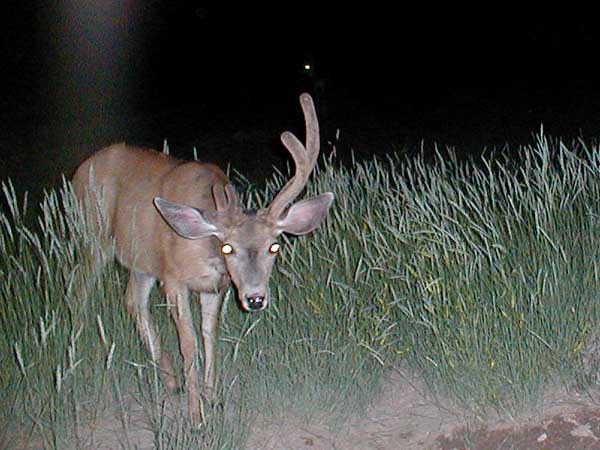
[74,145,229,285]
[72,94,333,426]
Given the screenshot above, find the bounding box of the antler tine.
[268,93,320,218]
[212,185,227,211]
[212,184,239,213]
[224,184,239,212]
[300,93,320,170]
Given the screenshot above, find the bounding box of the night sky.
[2,3,600,203]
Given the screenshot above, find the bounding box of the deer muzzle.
[243,292,268,312]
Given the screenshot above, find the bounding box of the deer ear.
[154,197,223,240]
[277,192,334,236]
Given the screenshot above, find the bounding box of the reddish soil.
[437,408,600,450]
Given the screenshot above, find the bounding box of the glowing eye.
[269,243,280,254]
[221,244,234,255]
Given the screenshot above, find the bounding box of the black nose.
[246,294,265,311]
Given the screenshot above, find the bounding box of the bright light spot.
[304,64,312,71]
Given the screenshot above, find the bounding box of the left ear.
[154,197,224,240]
[277,192,334,235]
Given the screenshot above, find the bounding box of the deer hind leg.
[125,271,179,391]
[164,283,203,426]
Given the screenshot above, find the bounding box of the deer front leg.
[125,271,179,391]
[199,292,223,400]
[164,283,203,426]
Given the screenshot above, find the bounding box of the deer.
[72,93,333,426]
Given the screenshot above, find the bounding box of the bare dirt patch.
[245,370,600,450]
[245,369,457,450]
[2,394,156,450]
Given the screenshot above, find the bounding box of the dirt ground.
[6,369,600,450]
[245,370,600,450]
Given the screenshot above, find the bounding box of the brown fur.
[72,94,333,426]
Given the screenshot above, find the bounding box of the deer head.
[154,94,333,312]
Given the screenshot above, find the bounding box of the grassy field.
[2,133,600,448]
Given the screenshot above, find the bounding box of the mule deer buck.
[72,93,333,426]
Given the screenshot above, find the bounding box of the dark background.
[2,3,600,205]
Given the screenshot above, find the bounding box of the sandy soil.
[245,370,600,450]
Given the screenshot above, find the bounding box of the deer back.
[73,143,230,287]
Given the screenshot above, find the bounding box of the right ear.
[276,192,334,236]
[154,197,223,240]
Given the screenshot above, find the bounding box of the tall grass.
[2,133,600,448]
[391,136,600,413]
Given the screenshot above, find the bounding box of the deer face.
[154,193,333,312]
[215,212,280,312]
[154,94,332,313]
